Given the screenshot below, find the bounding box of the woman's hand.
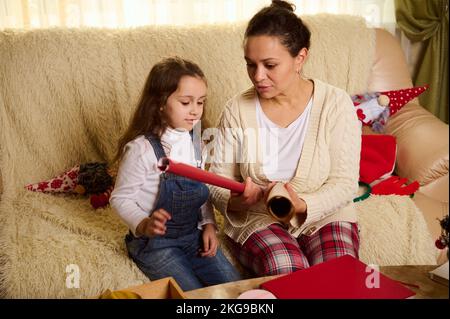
[263,181,277,203]
[284,183,307,221]
[136,208,172,237]
[200,223,218,257]
[228,177,264,212]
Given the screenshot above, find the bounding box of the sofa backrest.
[368,28,413,92]
[0,14,374,195]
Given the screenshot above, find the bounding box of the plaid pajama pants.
[226,221,360,276]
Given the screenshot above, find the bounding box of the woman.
[208,0,362,276]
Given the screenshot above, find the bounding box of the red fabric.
[371,176,420,196]
[381,84,428,116]
[359,135,397,184]
[90,186,113,209]
[260,254,415,299]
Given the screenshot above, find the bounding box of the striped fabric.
[226,222,359,276]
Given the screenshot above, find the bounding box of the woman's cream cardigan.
[208,79,362,245]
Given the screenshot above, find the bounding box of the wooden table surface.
[380,265,448,299]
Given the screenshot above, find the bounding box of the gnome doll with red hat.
[25,162,116,209]
[352,85,428,133]
[355,85,428,198]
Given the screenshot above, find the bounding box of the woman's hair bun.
[271,0,295,12]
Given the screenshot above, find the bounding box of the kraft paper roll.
[266,182,295,223]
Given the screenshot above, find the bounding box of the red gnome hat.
[380,84,429,116]
[25,165,80,193]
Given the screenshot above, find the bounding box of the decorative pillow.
[352,85,429,132]
[359,135,397,185]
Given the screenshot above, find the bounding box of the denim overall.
[150,131,208,238]
[125,133,241,291]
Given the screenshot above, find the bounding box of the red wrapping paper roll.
[158,157,294,223]
[158,157,245,193]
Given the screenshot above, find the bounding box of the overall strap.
[144,134,166,160]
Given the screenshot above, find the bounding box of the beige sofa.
[0,14,448,298]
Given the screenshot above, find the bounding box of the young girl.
[110,57,241,291]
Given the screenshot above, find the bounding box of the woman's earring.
[159,107,163,112]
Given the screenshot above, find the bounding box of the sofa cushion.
[0,191,148,298]
[357,194,438,266]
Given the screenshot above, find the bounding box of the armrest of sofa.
[385,101,449,188]
[366,29,448,203]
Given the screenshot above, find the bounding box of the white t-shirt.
[256,97,313,182]
[110,128,215,236]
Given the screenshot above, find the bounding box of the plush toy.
[25,162,116,209]
[90,186,114,209]
[352,85,429,133]
[353,93,390,132]
[74,162,113,194]
[435,215,449,256]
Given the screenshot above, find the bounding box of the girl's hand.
[228,177,264,212]
[200,223,218,257]
[136,208,172,237]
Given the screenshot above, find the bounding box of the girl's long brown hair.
[114,57,206,163]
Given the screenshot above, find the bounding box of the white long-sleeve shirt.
[110,128,215,236]
[256,96,313,182]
